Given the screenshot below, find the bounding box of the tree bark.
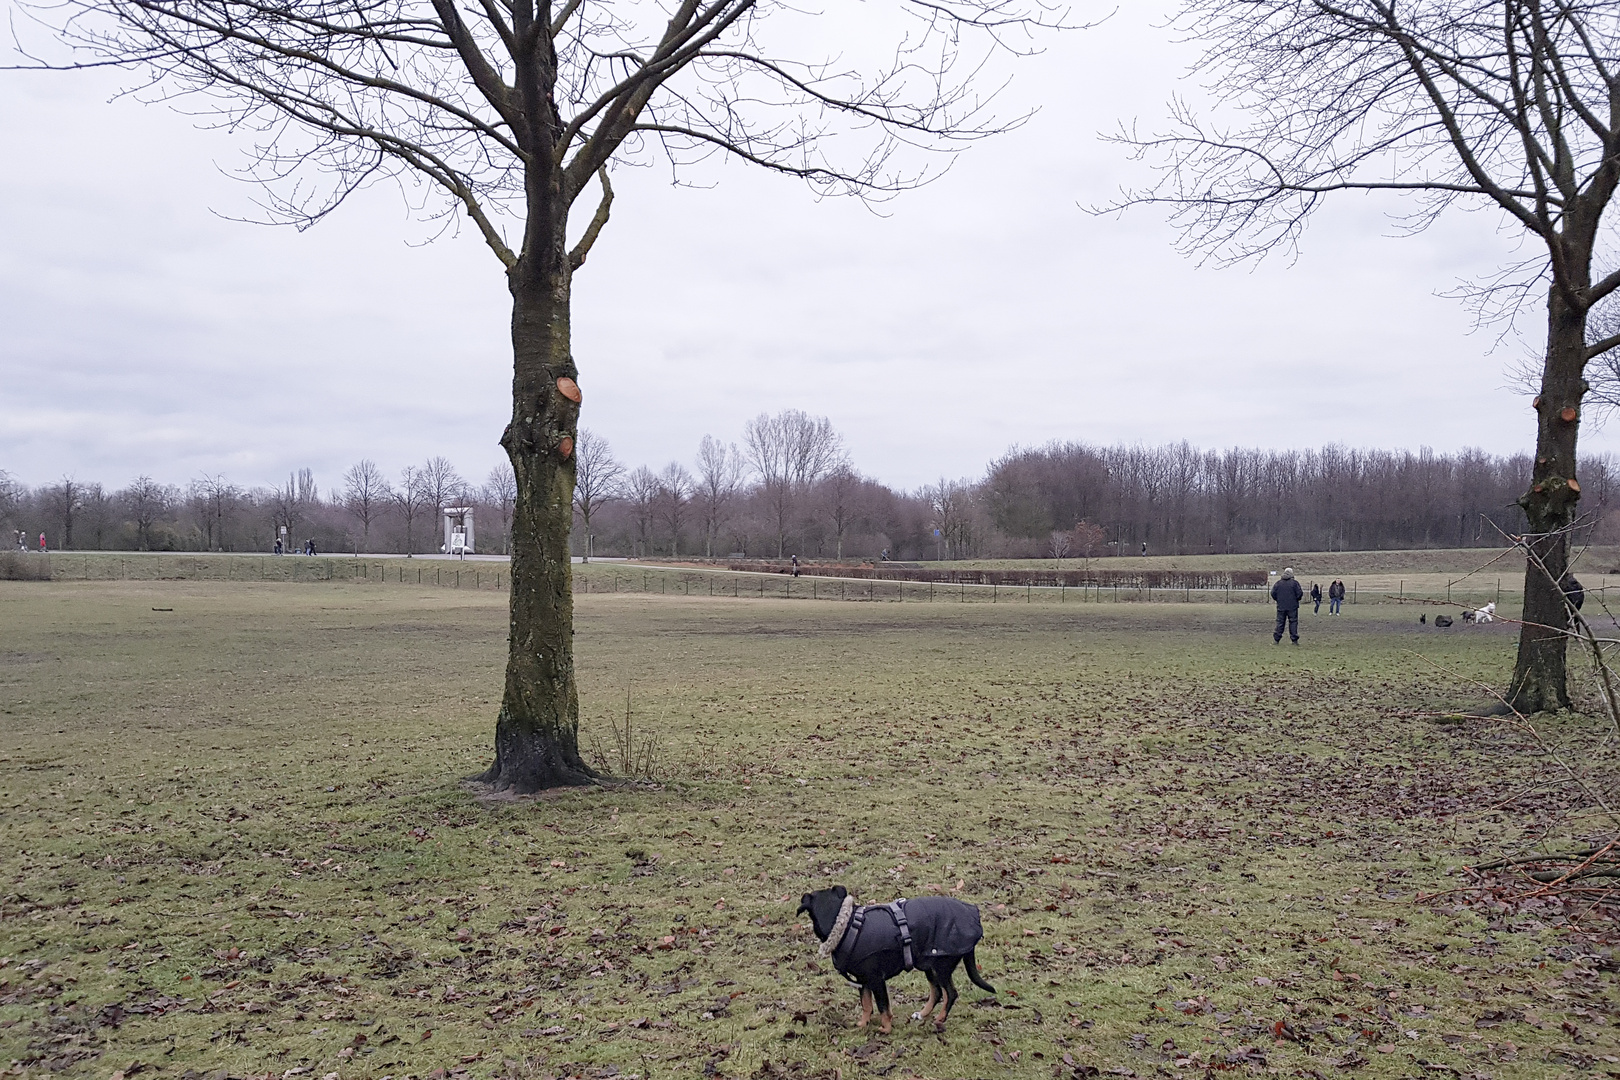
[1507,280,1587,714]
[478,257,595,790]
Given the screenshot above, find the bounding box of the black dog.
[798,886,996,1033]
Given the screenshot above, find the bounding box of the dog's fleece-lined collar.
[817,895,856,958]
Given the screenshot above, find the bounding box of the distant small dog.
[1474,602,1496,624]
[798,886,995,1034]
[1434,614,1454,627]
[1420,613,1427,625]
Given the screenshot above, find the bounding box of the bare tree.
[657,462,694,556]
[1071,520,1107,563]
[296,467,319,506]
[392,465,431,555]
[570,430,621,562]
[0,470,20,532]
[694,434,744,558]
[38,0,1056,789]
[1112,0,1620,712]
[79,483,110,550]
[420,456,465,548]
[268,473,302,550]
[923,477,976,560]
[744,410,845,557]
[624,466,661,558]
[821,464,862,561]
[122,475,173,550]
[482,462,518,555]
[44,477,84,550]
[190,473,239,550]
[342,460,390,550]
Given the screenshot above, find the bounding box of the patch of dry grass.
[0,580,1615,1080]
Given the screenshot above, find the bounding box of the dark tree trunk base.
[475,756,597,794]
[476,706,598,793]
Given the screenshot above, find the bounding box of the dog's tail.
[964,948,996,994]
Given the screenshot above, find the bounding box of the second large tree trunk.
[478,264,595,791]
[1507,282,1587,714]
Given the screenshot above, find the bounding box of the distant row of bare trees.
[981,442,1620,558]
[0,457,517,555]
[3,429,1601,561]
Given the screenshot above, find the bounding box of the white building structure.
[443,507,475,557]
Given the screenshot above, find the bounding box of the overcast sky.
[0,1,1604,495]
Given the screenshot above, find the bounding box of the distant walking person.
[38,532,46,553]
[274,537,283,556]
[791,554,800,577]
[1271,567,1304,644]
[1328,579,1345,615]
[1310,582,1322,614]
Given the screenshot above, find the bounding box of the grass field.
[18,550,1604,616]
[2,579,1616,1080]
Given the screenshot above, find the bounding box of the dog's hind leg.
[911,970,941,1022]
[858,988,873,1029]
[933,967,959,1032]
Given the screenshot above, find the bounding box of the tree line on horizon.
[5,412,1608,561]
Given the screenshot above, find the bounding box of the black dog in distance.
[798,885,995,1034]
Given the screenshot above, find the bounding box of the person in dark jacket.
[1271,567,1304,644]
[1310,582,1322,614]
[1328,579,1345,614]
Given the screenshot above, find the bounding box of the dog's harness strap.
[887,899,914,970]
[835,907,867,984]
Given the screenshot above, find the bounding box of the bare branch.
[567,165,612,269]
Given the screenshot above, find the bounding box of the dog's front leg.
[858,988,873,1029]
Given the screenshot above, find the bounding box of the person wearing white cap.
[1270,567,1304,644]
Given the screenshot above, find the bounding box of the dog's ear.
[796,893,812,915]
[834,885,847,900]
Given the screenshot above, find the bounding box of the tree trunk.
[478,265,594,791]
[1507,282,1587,713]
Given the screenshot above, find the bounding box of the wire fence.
[12,552,1538,609]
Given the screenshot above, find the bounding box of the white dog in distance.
[1467,602,1496,624]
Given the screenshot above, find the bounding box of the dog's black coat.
[798,886,995,1031]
